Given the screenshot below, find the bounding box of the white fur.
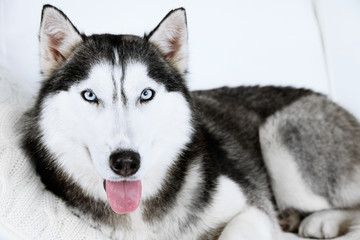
[113,48,120,66]
[299,209,360,239]
[335,166,360,207]
[203,176,247,226]
[219,207,279,240]
[259,116,331,212]
[180,175,250,239]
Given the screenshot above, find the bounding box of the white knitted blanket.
[0,67,108,240]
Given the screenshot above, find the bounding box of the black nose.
[109,150,141,177]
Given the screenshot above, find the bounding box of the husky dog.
[21,5,360,240]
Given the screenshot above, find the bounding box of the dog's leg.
[218,207,281,240]
[298,209,360,239]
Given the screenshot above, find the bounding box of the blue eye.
[81,90,98,103]
[140,89,155,102]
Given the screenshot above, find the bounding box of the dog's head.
[29,5,193,214]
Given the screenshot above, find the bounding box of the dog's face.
[35,6,193,214]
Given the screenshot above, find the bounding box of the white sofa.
[1,0,360,239]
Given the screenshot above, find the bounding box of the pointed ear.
[148,8,188,75]
[39,5,83,77]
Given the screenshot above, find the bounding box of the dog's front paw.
[298,210,348,239]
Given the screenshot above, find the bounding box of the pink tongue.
[105,180,142,214]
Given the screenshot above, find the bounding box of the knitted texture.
[0,67,109,240]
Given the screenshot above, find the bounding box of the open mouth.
[87,146,142,215]
[103,179,142,214]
